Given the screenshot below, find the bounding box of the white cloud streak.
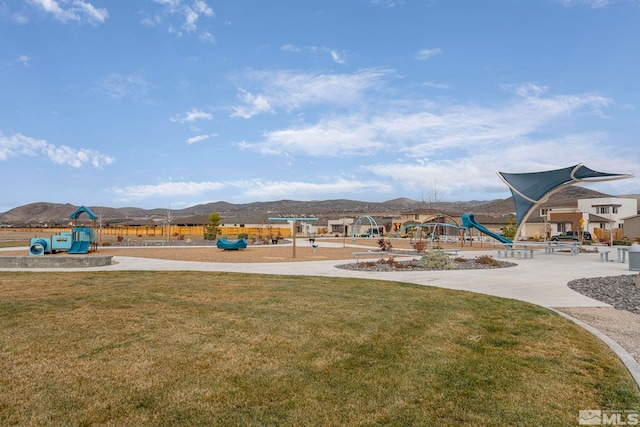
[556,0,612,8]
[0,131,114,168]
[415,48,442,60]
[281,44,347,64]
[97,73,152,101]
[111,180,225,200]
[239,82,614,159]
[143,0,215,39]
[170,108,213,123]
[186,134,215,144]
[230,90,273,119]
[28,0,108,24]
[17,55,31,66]
[109,178,394,202]
[239,115,385,156]
[230,68,391,118]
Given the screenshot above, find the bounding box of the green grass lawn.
[1,271,639,426]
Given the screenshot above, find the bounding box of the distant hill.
[0,198,485,223]
[0,185,624,224]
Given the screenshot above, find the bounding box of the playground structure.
[351,216,383,241]
[462,213,512,245]
[393,213,467,246]
[389,164,634,248]
[28,206,98,256]
[216,238,248,250]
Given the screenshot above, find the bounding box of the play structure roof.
[497,164,634,232]
[69,206,98,220]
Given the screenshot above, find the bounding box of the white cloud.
[369,0,405,8]
[415,48,442,60]
[144,0,215,38]
[280,44,347,64]
[230,90,273,119]
[74,0,108,23]
[186,134,215,144]
[423,81,449,89]
[237,80,619,178]
[362,131,636,200]
[97,73,152,100]
[199,31,215,44]
[330,50,346,64]
[281,44,300,52]
[111,180,225,200]
[0,131,114,168]
[170,108,213,123]
[556,0,611,8]
[240,116,385,156]
[110,177,394,202]
[17,55,31,66]
[239,178,394,200]
[230,68,392,118]
[28,0,108,24]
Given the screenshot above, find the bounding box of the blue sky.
[1,0,639,212]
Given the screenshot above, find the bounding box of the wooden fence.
[592,227,624,243]
[6,225,292,240]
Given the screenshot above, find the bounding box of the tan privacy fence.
[8,225,292,239]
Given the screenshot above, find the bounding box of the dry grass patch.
[1,271,639,426]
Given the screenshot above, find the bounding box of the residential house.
[577,197,637,241]
[541,197,637,242]
[621,214,640,241]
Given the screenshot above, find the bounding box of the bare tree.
[166,204,173,242]
[95,207,109,245]
[421,178,446,215]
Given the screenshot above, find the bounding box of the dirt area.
[1,234,497,263]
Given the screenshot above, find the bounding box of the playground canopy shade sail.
[497,164,634,233]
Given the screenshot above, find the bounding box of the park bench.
[545,242,579,255]
[497,248,534,260]
[599,250,611,262]
[429,249,462,256]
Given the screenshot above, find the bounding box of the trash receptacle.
[629,244,640,271]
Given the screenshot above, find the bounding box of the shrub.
[238,233,249,240]
[475,255,499,266]
[413,240,427,253]
[101,241,111,247]
[377,238,393,251]
[417,251,456,270]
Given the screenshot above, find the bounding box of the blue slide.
[462,213,513,245]
[68,240,90,254]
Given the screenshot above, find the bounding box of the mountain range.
[2,186,635,224]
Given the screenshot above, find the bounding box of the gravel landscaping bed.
[337,255,517,272]
[568,274,640,315]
